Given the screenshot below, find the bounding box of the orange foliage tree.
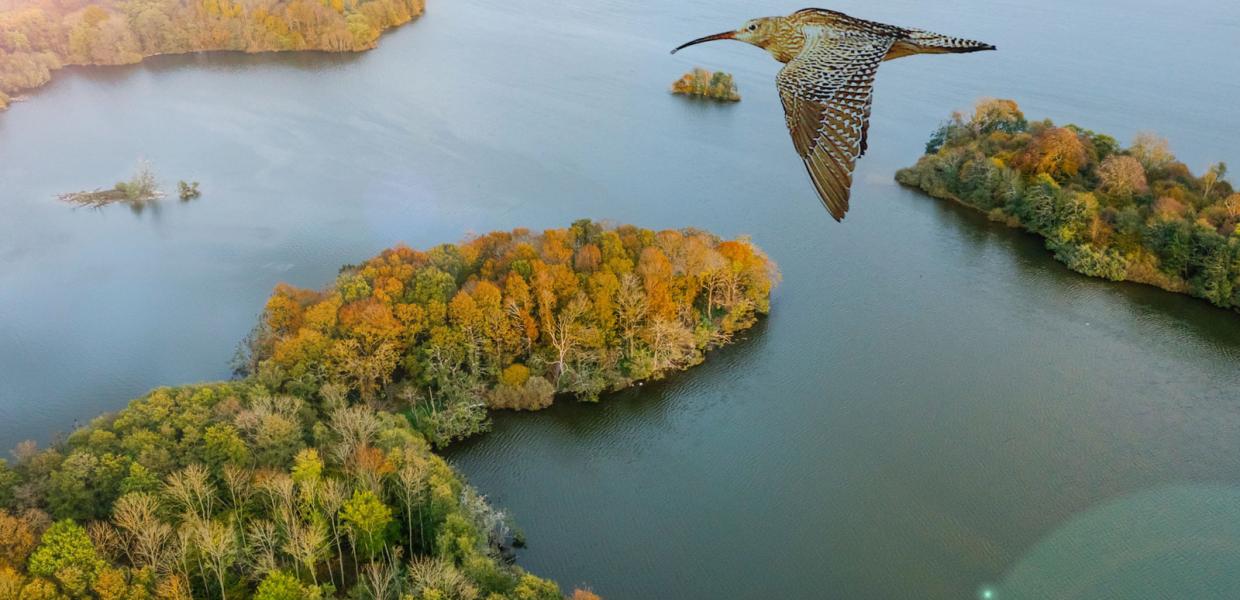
[1014,127,1090,180]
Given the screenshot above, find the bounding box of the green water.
[2,0,1239,597]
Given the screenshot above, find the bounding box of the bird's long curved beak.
[671,31,736,54]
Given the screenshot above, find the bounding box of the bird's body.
[672,8,995,220]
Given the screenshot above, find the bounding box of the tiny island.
[0,0,427,111]
[671,68,741,102]
[0,221,777,599]
[898,99,1239,312]
[58,161,201,209]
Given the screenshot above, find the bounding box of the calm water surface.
[2,0,1240,598]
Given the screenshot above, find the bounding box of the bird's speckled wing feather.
[777,29,894,221]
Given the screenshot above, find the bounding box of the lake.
[2,0,1240,597]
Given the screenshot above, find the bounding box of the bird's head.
[672,17,783,56]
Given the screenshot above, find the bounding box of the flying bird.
[672,8,995,221]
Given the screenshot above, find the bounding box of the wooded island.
[670,68,740,102]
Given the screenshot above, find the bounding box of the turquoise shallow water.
[2,0,1239,597]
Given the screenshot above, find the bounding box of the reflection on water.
[2,0,1240,598]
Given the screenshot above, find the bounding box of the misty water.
[2,0,1240,597]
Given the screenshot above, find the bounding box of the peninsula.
[897,99,1238,312]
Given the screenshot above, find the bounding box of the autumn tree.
[0,510,44,569]
[1097,154,1149,199]
[1015,127,1089,180]
[971,97,1027,134]
[340,489,392,562]
[27,520,105,595]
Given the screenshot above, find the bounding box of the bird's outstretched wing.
[777,31,894,221]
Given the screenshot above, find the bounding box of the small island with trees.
[897,99,1239,312]
[670,68,740,102]
[58,160,163,208]
[0,221,776,599]
[58,161,202,209]
[0,0,427,111]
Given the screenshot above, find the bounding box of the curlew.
[673,8,995,221]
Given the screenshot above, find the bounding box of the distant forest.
[898,99,1239,312]
[0,0,424,108]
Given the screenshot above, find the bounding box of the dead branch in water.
[58,188,129,207]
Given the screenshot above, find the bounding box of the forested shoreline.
[897,99,1240,312]
[0,221,776,599]
[0,0,425,110]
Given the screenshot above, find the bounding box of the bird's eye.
[747,24,757,31]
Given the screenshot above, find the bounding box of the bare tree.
[329,405,383,468]
[86,521,124,564]
[284,519,328,586]
[407,556,478,600]
[547,294,591,386]
[165,465,215,522]
[1097,155,1149,198]
[319,478,349,587]
[615,274,648,359]
[246,519,280,577]
[645,318,697,372]
[255,472,297,534]
[389,448,429,552]
[362,555,403,600]
[194,519,238,600]
[220,465,254,514]
[175,520,208,597]
[112,492,173,571]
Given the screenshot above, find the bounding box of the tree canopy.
[243,221,777,446]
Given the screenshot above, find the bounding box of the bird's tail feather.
[886,29,996,60]
[908,29,996,53]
